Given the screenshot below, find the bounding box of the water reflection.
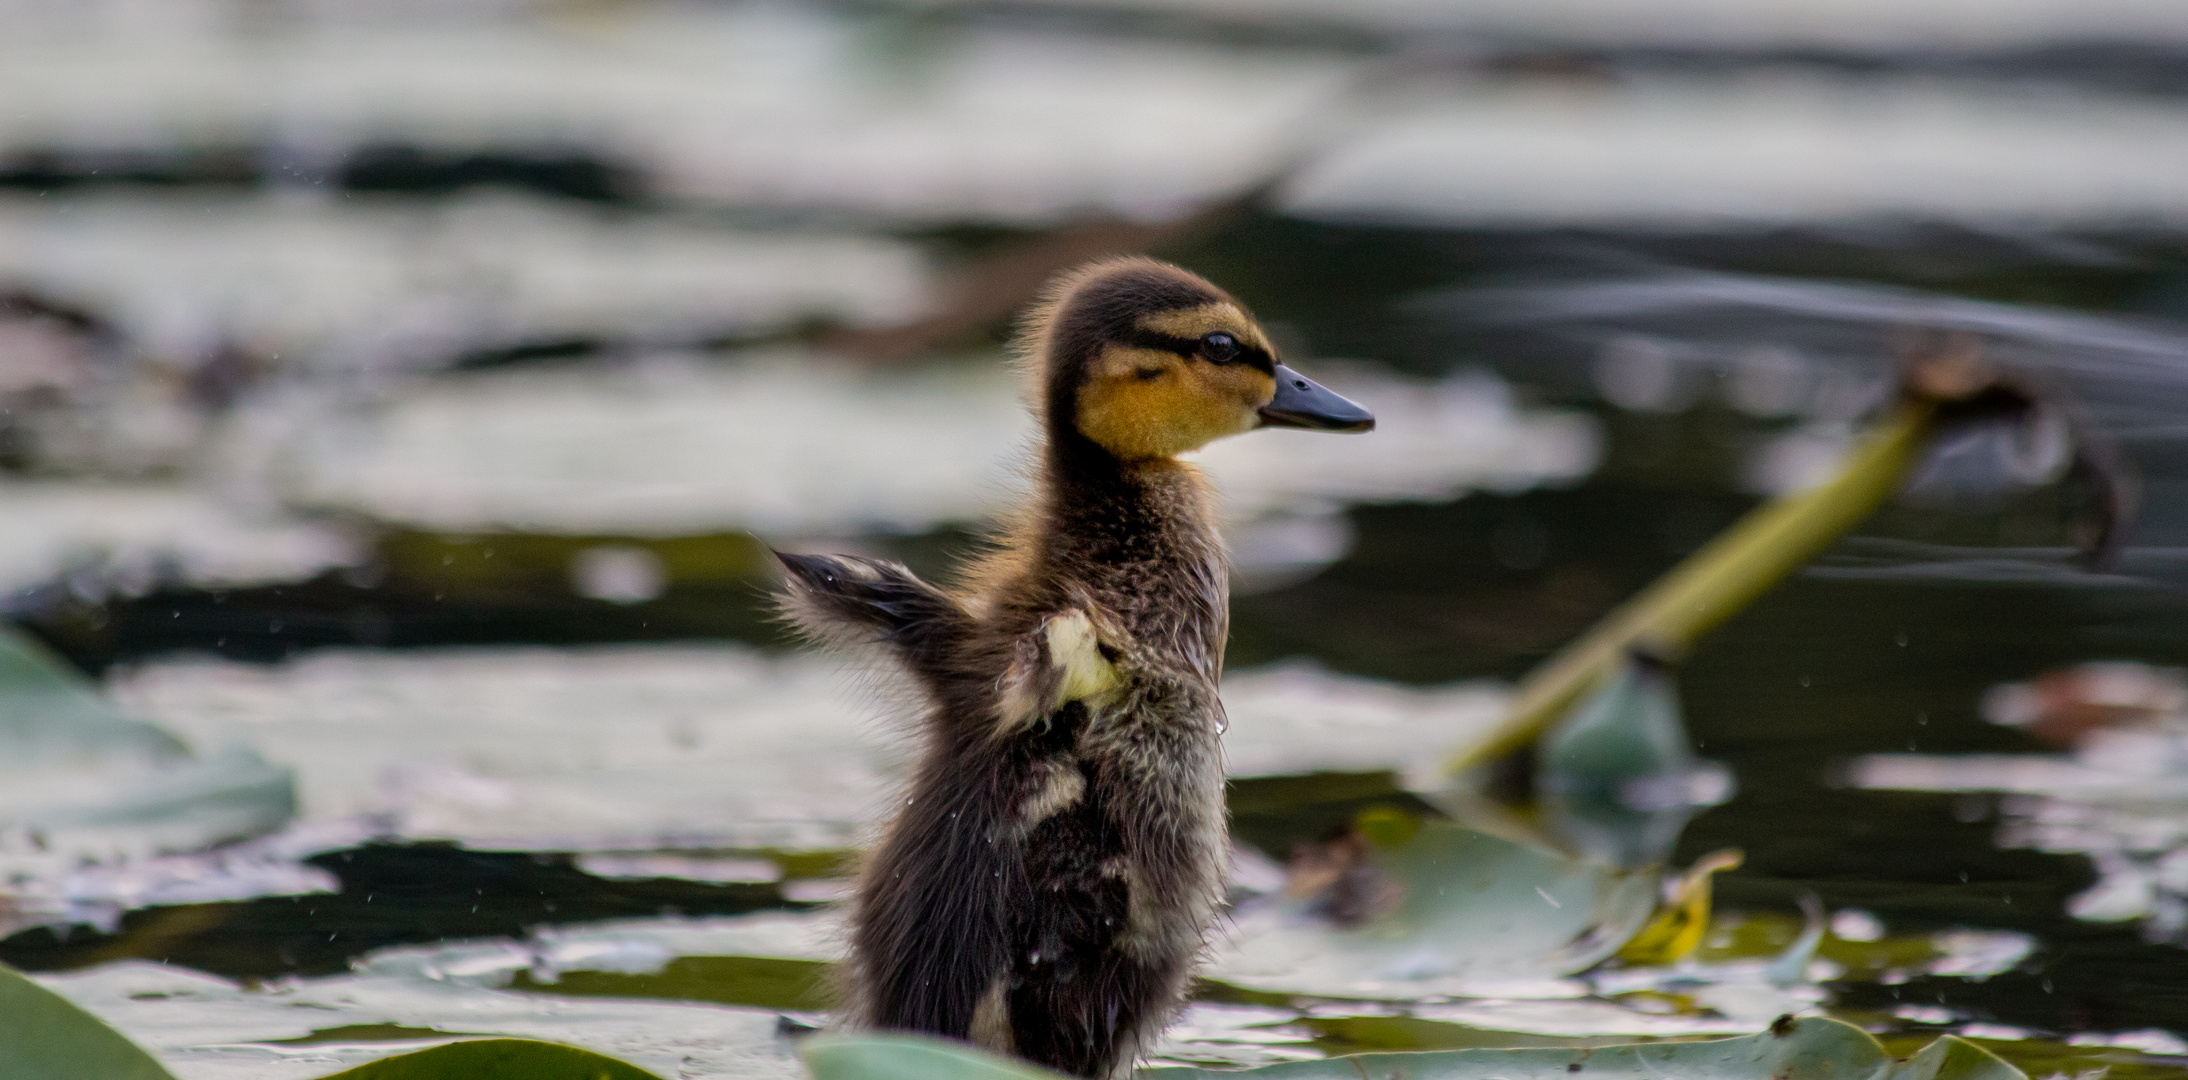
[1860,662,2188,943]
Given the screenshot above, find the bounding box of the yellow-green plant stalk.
[1442,397,1941,777]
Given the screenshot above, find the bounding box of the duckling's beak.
[1260,364,1375,432]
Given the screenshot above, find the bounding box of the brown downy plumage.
[776,257,1372,1078]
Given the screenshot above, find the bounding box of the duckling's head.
[1022,257,1373,464]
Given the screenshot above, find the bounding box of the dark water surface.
[9,211,2188,1069]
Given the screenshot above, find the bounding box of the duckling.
[777,257,1372,1078]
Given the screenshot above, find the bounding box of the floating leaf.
[1209,813,1658,998]
[0,624,295,869]
[1144,1017,1898,1080]
[314,1038,666,1079]
[804,1019,2030,1080]
[1616,848,1744,965]
[1888,1035,2023,1080]
[510,954,834,1011]
[1887,1033,2185,1080]
[0,962,176,1080]
[1534,658,1730,866]
[260,1023,494,1046]
[0,626,186,763]
[1297,1014,1679,1055]
[805,1033,1071,1080]
[1538,659,1696,785]
[1761,894,1829,988]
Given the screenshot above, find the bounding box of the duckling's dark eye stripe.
[1122,330,1275,372]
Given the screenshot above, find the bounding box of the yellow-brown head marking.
[1079,300,1288,461]
[1022,258,1284,463]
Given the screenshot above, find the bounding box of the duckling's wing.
[774,551,968,675]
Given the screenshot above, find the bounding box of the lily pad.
[30,953,795,1077]
[1208,812,1659,999]
[315,1038,668,1079]
[1891,1032,2188,1080]
[0,626,187,766]
[805,1033,1073,1080]
[804,1018,2030,1080]
[509,954,835,1011]
[0,625,294,872]
[1535,658,1729,867]
[1145,1018,2012,1080]
[0,962,176,1080]
[1889,1036,2025,1080]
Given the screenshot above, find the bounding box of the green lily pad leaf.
[511,954,835,1010]
[1537,657,1717,867]
[802,1020,2029,1080]
[1539,658,1697,782]
[804,1033,1071,1080]
[314,1038,666,1079]
[0,624,295,861]
[1212,663,1721,998]
[1888,1035,2024,1080]
[0,625,187,764]
[0,962,177,1080]
[1144,1016,1889,1080]
[1208,815,1659,997]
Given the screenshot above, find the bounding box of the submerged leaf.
[0,963,176,1080]
[314,1038,666,1079]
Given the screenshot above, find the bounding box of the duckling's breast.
[990,690,1226,1074]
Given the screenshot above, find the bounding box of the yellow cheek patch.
[1136,304,1274,355]
[1208,363,1278,411]
[1077,354,1259,460]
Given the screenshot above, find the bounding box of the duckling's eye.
[1198,332,1240,363]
